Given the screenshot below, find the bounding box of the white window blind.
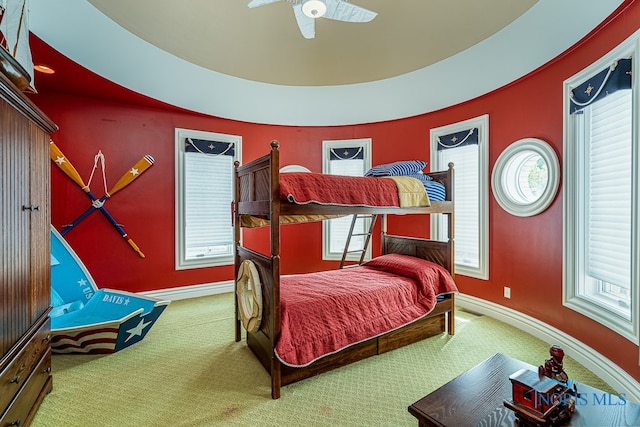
[563,42,637,343]
[439,144,480,268]
[175,128,240,269]
[322,139,371,261]
[184,153,234,260]
[585,90,632,290]
[328,157,366,254]
[430,115,488,280]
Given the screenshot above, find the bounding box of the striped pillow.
[405,173,433,182]
[404,174,446,201]
[423,181,446,202]
[365,160,427,177]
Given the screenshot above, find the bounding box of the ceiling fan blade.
[324,0,377,23]
[293,4,315,39]
[248,0,282,8]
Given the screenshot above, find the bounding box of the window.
[491,138,560,217]
[430,115,489,279]
[322,139,372,260]
[175,128,241,269]
[563,36,638,343]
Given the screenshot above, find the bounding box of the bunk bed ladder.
[339,214,378,269]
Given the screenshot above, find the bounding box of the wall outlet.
[504,286,511,299]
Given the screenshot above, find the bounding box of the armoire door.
[0,98,33,355]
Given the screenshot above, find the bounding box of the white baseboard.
[456,294,640,404]
[139,280,234,301]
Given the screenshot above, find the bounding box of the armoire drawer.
[0,348,52,427]
[0,318,51,412]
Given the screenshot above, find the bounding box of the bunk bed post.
[233,160,241,342]
[447,162,455,336]
[269,140,282,399]
[380,214,388,241]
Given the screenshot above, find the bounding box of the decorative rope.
[330,147,362,160]
[437,129,475,149]
[86,150,108,198]
[569,60,619,108]
[186,137,234,156]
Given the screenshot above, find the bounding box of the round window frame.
[491,138,559,217]
[280,164,311,173]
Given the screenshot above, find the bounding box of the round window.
[280,164,311,173]
[492,138,559,217]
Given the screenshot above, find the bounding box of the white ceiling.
[86,0,538,87]
[29,0,624,126]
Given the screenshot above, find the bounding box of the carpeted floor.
[31,293,613,427]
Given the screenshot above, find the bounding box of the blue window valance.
[437,128,478,151]
[329,147,364,161]
[185,138,235,156]
[569,58,632,114]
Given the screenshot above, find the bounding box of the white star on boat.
[125,318,151,342]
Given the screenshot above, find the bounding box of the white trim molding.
[456,294,640,404]
[562,31,640,344]
[491,137,560,217]
[139,281,234,301]
[431,114,489,280]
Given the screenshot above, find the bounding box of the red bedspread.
[280,172,400,206]
[275,254,458,367]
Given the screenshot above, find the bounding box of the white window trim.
[175,128,242,270]
[491,137,560,217]
[562,31,640,344]
[321,138,372,261]
[430,114,489,280]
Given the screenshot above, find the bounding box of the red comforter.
[280,172,400,206]
[275,254,458,367]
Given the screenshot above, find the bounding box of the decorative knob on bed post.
[271,140,279,149]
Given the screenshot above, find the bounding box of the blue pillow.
[423,181,446,202]
[404,174,446,201]
[365,160,427,177]
[405,173,433,182]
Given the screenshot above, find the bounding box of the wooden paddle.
[50,140,147,258]
[60,154,154,235]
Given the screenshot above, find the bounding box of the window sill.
[563,294,638,344]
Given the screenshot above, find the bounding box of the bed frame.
[233,140,455,399]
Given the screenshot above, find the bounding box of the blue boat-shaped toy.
[50,226,170,354]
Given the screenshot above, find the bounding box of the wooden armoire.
[0,70,57,425]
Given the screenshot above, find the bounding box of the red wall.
[30,0,640,383]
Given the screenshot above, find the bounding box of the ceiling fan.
[248,0,378,39]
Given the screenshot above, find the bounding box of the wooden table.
[408,353,640,426]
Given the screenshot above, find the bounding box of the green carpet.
[31,293,612,427]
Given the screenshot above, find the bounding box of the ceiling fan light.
[302,0,326,18]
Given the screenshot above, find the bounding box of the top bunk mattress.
[239,172,447,228]
[281,172,435,207]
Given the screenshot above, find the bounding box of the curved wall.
[31,0,640,387]
[29,0,624,125]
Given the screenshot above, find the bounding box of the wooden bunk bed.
[233,140,456,399]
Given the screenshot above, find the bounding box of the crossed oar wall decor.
[50,140,154,258]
